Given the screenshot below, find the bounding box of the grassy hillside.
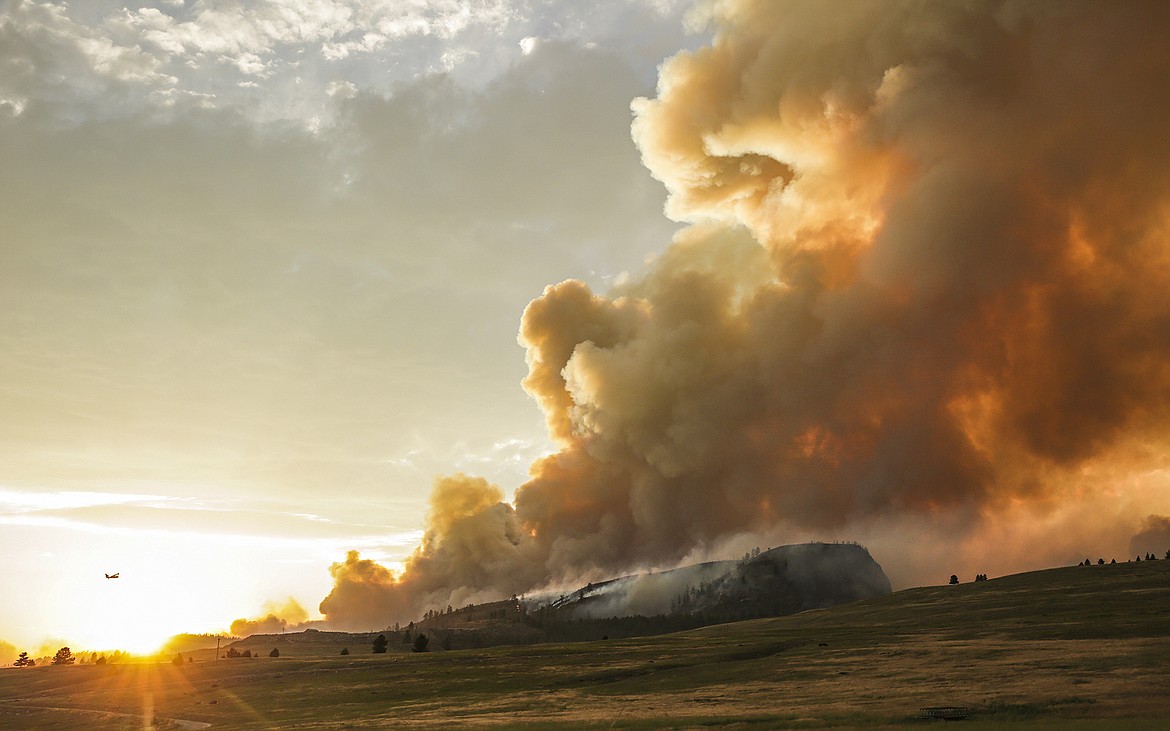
[1,559,1168,729]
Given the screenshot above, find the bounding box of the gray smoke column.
[320,0,1170,628]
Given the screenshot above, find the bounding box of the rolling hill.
[2,557,1169,728]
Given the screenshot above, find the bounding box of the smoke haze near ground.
[1130,515,1170,559]
[0,639,16,667]
[318,0,1170,629]
[230,598,311,637]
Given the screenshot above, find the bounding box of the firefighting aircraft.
[104,573,119,579]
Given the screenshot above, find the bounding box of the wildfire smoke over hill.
[316,0,1170,630]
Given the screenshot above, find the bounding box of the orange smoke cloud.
[320,474,543,630]
[230,598,310,637]
[320,0,1170,628]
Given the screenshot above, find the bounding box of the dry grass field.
[2,559,1169,729]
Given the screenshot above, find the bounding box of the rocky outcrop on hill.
[543,543,891,624]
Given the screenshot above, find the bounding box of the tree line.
[10,647,134,667]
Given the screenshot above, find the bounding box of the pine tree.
[372,634,388,653]
[412,633,429,653]
[51,647,75,665]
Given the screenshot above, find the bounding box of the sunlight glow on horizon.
[43,575,245,656]
[0,516,423,652]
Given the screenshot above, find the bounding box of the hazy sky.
[0,0,697,653]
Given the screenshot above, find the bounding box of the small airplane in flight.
[104,573,120,579]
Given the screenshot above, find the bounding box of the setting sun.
[0,516,337,657]
[72,578,205,656]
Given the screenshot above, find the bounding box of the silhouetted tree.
[95,655,106,665]
[372,634,388,653]
[340,647,349,655]
[51,647,75,666]
[402,630,412,644]
[412,634,429,653]
[949,575,959,585]
[269,648,279,658]
[172,653,184,665]
[241,650,252,658]
[226,647,240,658]
[1111,558,1117,564]
[1098,558,1105,565]
[13,651,33,667]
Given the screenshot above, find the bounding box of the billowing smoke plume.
[230,598,310,637]
[320,0,1170,628]
[320,475,544,629]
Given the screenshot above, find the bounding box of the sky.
[0,0,696,654]
[4,0,1170,659]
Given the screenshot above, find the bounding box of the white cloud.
[321,30,386,59]
[325,79,357,97]
[0,96,26,116]
[0,0,699,127]
[0,0,171,106]
[228,51,270,76]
